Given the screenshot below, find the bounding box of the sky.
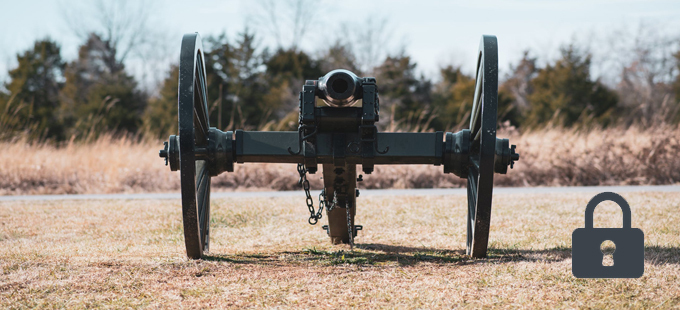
[1,0,679,89]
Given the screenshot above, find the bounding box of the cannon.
[159,33,519,259]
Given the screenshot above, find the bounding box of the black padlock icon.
[572,192,644,278]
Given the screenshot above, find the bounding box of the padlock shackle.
[584,192,631,229]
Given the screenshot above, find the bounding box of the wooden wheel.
[178,33,211,259]
[466,35,499,258]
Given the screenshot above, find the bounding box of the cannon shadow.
[202,244,680,266]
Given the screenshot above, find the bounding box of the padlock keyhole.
[600,240,616,267]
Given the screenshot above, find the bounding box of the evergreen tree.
[203,33,235,129]
[266,48,322,81]
[2,39,65,140]
[431,66,475,130]
[373,54,432,130]
[205,30,276,130]
[60,33,146,139]
[318,42,360,74]
[264,47,323,130]
[145,29,277,134]
[143,65,179,138]
[432,65,521,131]
[526,45,618,127]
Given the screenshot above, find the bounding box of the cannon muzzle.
[317,69,362,107]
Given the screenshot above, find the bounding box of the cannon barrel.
[317,69,362,107]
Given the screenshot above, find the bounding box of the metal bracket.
[288,125,317,155]
[322,224,361,237]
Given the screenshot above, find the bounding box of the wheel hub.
[159,135,180,171]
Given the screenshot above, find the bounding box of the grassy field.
[1,191,679,308]
[2,126,680,195]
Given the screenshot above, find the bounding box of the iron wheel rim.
[178,33,211,259]
[466,35,498,258]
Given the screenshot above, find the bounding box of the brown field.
[1,126,680,195]
[1,191,679,308]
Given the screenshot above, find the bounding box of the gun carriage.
[159,33,519,259]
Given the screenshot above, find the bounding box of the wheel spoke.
[467,159,479,234]
[193,55,209,145]
[194,112,208,145]
[196,160,209,238]
[469,56,484,136]
[198,182,208,234]
[473,119,482,142]
[196,161,211,251]
[471,90,483,142]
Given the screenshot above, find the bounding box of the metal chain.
[319,189,337,213]
[297,163,344,226]
[313,193,324,224]
[297,163,321,225]
[323,189,338,212]
[297,163,353,250]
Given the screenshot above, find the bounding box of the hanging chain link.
[319,189,337,213]
[297,163,339,225]
[297,163,354,249]
[318,190,326,213]
[297,163,320,225]
[319,188,338,212]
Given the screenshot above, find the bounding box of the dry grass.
[2,126,680,195]
[1,191,679,308]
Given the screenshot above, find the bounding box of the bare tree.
[248,1,396,75]
[601,22,680,124]
[249,0,318,51]
[62,0,154,63]
[502,50,538,112]
[59,0,171,93]
[337,17,395,75]
[317,40,360,73]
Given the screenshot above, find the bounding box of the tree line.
[2,28,680,142]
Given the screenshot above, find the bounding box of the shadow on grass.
[202,244,680,266]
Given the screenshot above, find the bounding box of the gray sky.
[1,0,679,89]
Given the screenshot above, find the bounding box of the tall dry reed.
[1,126,679,195]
